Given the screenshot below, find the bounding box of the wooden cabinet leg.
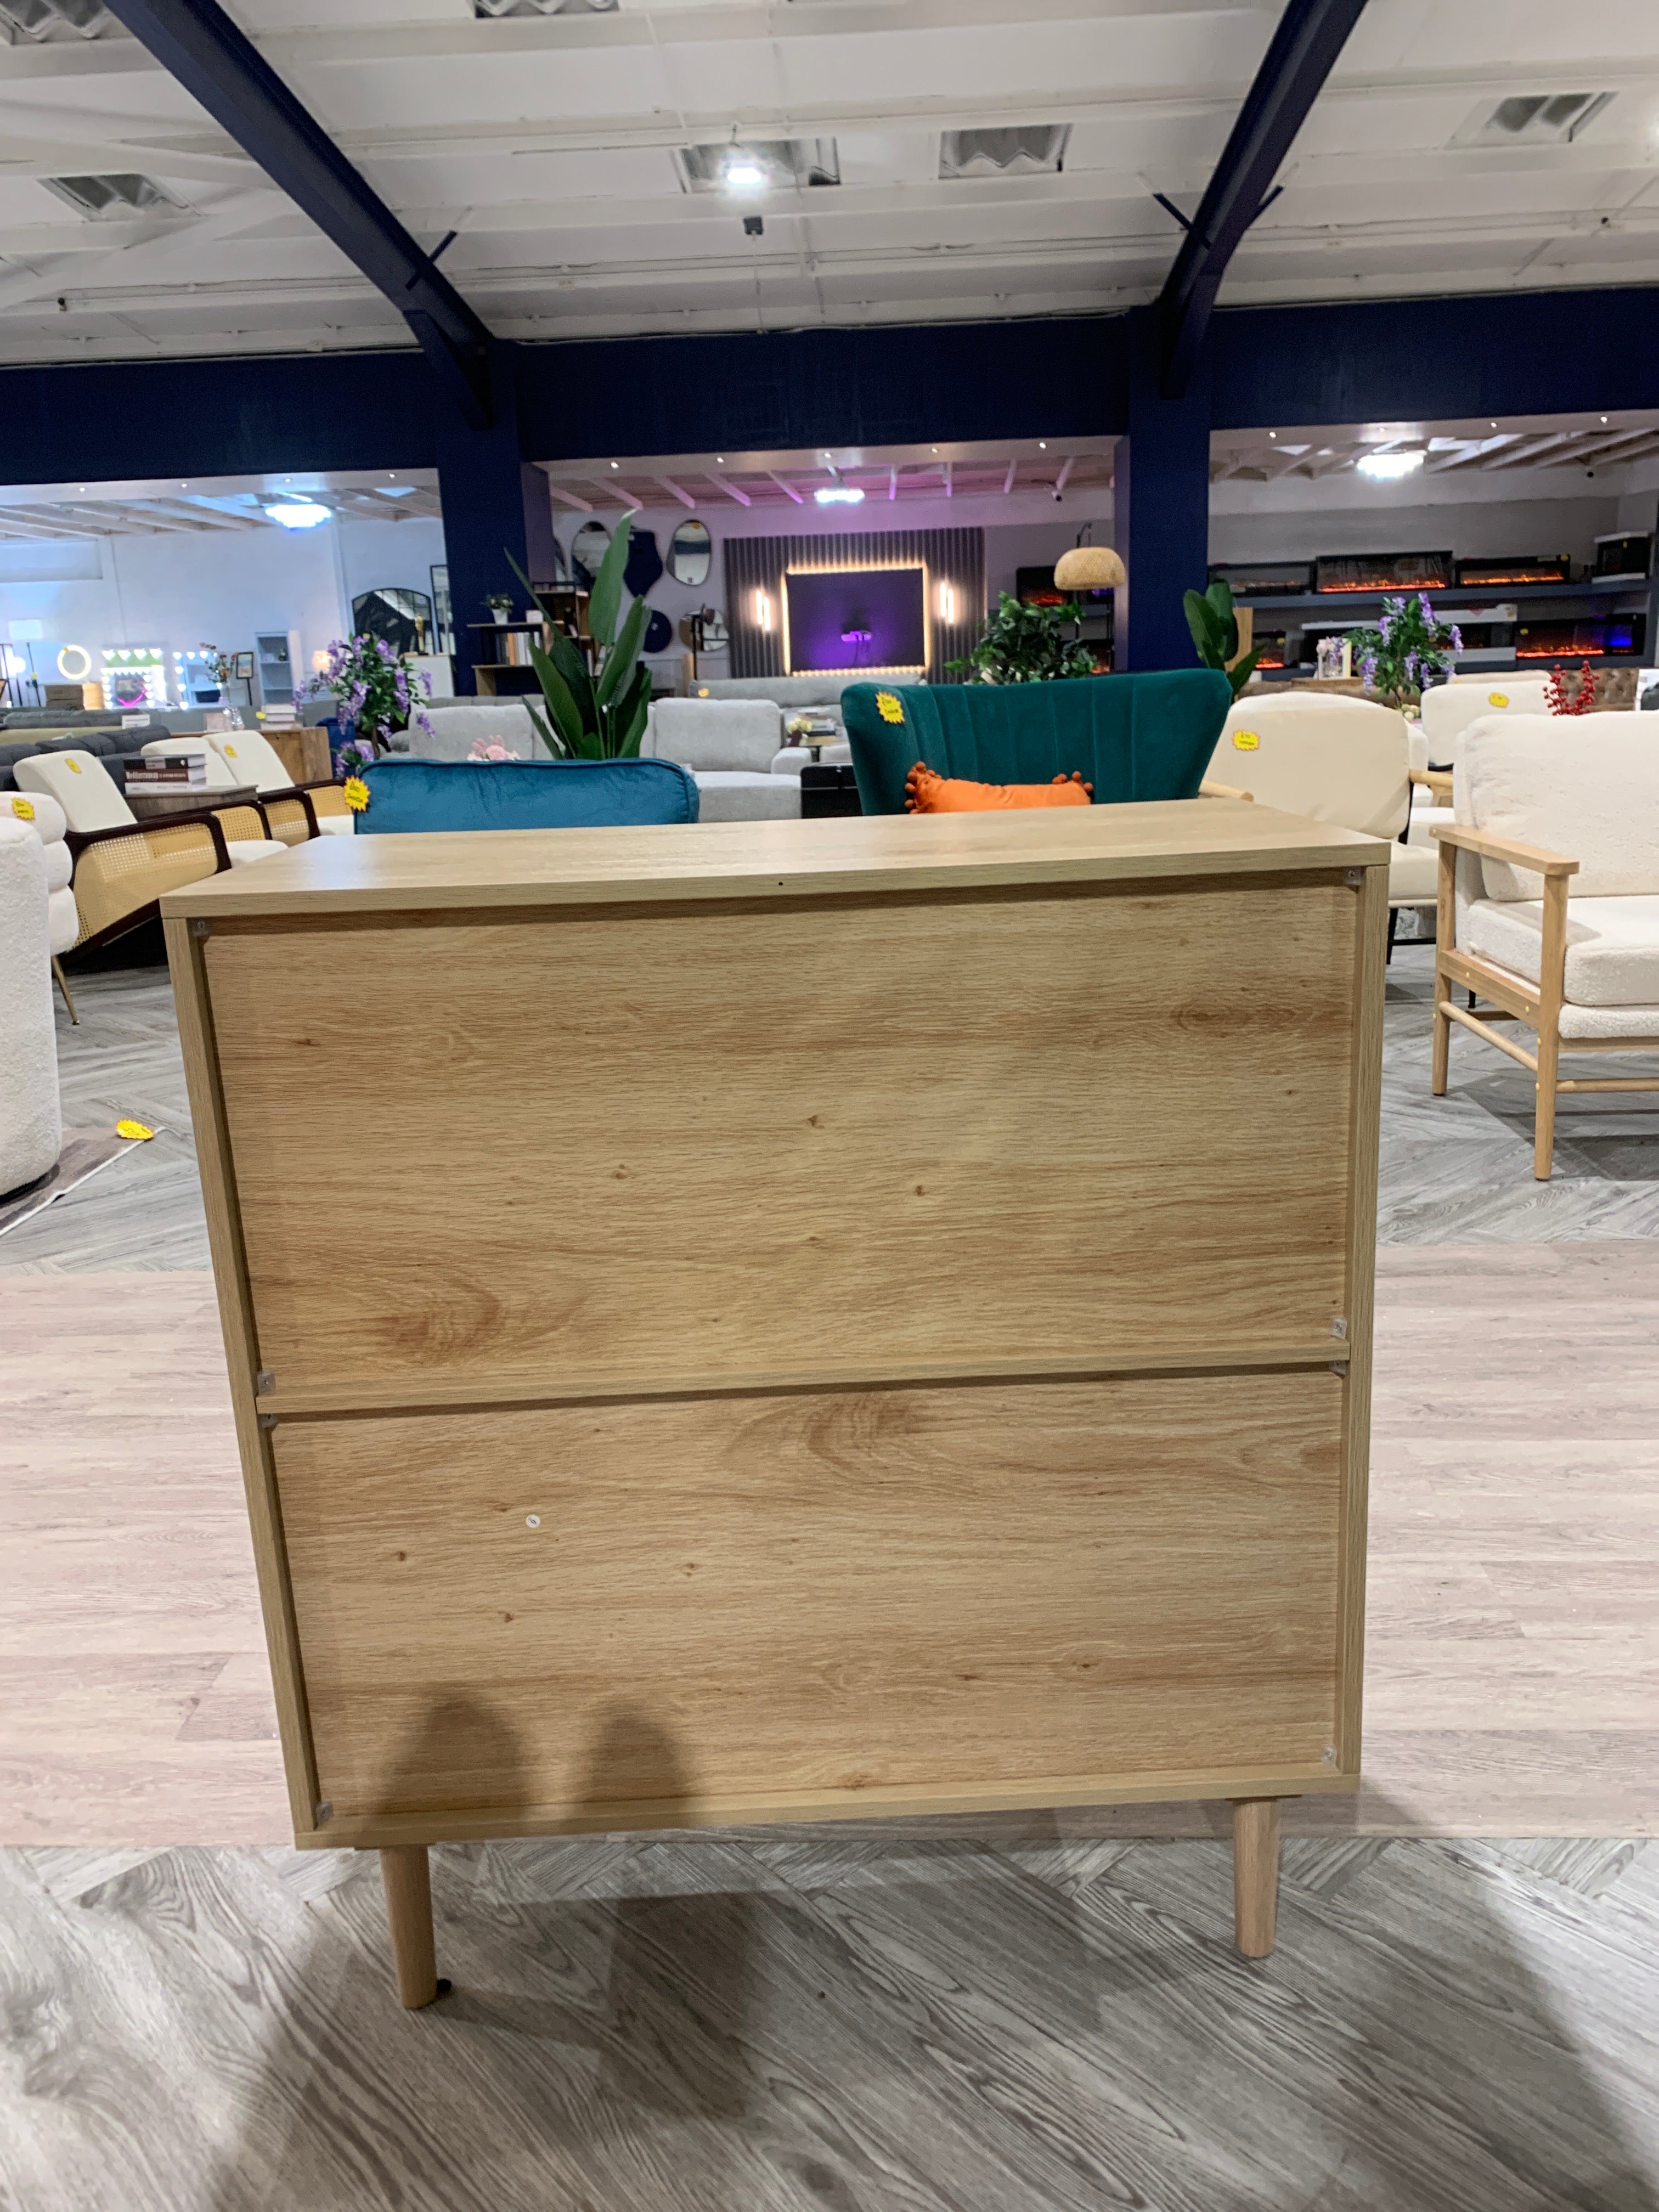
[380,1845,444,2008]
[1231,1798,1281,1959]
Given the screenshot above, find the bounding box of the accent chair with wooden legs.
[203,728,356,843]
[13,748,283,956]
[1430,712,1659,1178]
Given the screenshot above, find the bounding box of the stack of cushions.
[0,818,60,1197]
[842,671,1232,816]
[354,755,699,832]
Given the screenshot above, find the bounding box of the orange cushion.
[904,765,1094,813]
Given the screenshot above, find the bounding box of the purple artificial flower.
[1378,615,1393,642]
[420,672,433,697]
[1449,626,1464,653]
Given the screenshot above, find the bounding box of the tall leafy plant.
[1183,579,1261,699]
[504,531,652,759]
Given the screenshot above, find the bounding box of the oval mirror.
[570,520,611,590]
[668,517,712,588]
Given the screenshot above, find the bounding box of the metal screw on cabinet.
[1344,868,1363,888]
[526,1514,541,1528]
[1321,1745,1338,1764]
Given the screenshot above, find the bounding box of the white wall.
[1,513,447,704]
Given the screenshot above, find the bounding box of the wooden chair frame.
[1430,823,1659,1180]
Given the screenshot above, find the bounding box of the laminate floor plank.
[11,1836,1651,2212]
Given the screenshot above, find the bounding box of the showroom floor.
[2,944,1656,2209]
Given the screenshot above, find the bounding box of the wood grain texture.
[274,1372,1346,1838]
[163,917,319,1838]
[206,878,1361,1398]
[3,1835,1656,2211]
[158,798,1390,923]
[1233,1796,1282,1955]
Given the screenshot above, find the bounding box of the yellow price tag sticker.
[1487,691,1510,708]
[1233,729,1260,751]
[10,797,34,821]
[115,1119,155,1142]
[66,758,82,773]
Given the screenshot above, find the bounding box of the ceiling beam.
[769,472,804,505]
[709,475,752,508]
[1155,0,1369,397]
[99,0,495,424]
[545,484,594,512]
[656,476,697,509]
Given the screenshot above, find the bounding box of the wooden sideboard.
[163,800,1388,2004]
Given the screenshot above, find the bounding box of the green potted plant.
[505,534,652,759]
[950,592,1096,683]
[1183,580,1262,699]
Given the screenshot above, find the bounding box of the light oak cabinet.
[165,800,1387,2004]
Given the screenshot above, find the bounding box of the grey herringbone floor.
[4,1830,1657,2212]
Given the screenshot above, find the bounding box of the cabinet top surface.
[161,799,1388,919]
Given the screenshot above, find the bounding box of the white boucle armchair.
[1431,712,1659,1178]
[1210,691,1437,953]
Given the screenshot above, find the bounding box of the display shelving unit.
[1237,575,1658,679]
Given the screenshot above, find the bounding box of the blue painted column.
[1114,307,1213,672]
[432,342,558,695]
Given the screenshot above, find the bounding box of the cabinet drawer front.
[276,1369,1346,1830]
[210,879,1358,1399]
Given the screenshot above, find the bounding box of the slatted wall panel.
[724,529,985,684]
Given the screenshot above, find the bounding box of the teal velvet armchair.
[842,670,1234,815]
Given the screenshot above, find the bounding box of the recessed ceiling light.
[716,456,725,464]
[1600,415,1609,424]
[1268,431,1276,440]
[610,461,618,469]
[1038,441,1046,450]
[1356,450,1425,480]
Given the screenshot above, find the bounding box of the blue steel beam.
[1156,0,1369,397]
[101,0,495,424]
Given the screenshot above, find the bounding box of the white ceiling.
[543,435,1117,508]
[1,0,1657,363]
[0,464,441,536]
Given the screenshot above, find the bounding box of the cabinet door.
[208,875,1359,1402]
[274,1368,1346,1837]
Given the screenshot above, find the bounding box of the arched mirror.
[668,517,712,588]
[352,587,432,656]
[570,520,611,590]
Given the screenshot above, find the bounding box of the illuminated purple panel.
[786,566,925,673]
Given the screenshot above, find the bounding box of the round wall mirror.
[570,520,611,589]
[668,518,712,588]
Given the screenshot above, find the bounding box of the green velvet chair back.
[842,671,1233,815]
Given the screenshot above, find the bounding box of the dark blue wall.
[4,288,1657,486]
[512,317,1127,459]
[0,348,433,485]
[1211,286,1659,429]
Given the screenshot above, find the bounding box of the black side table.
[800,763,862,820]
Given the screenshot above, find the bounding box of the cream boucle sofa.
[1432,712,1659,1177]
